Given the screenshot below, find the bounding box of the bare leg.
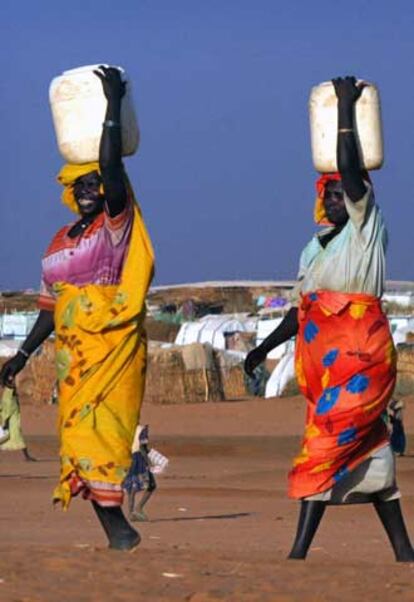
[91,501,140,550]
[139,474,157,512]
[131,477,157,522]
[133,490,154,521]
[128,490,136,517]
[373,499,414,562]
[288,501,326,559]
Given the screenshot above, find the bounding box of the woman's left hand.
[244,346,267,378]
[332,76,364,105]
[94,65,126,100]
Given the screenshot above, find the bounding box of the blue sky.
[1,1,414,289]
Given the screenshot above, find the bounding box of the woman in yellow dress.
[0,66,154,550]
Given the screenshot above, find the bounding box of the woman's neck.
[318,224,345,248]
[67,211,101,239]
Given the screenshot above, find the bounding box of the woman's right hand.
[94,65,126,101]
[332,76,364,106]
[244,346,267,378]
[0,353,27,387]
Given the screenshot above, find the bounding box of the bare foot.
[130,510,148,522]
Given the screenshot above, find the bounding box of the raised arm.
[244,307,298,377]
[0,310,54,386]
[94,66,127,217]
[332,76,367,203]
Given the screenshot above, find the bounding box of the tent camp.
[175,314,258,350]
[1,312,38,340]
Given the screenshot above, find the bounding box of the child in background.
[122,424,168,522]
[0,384,36,461]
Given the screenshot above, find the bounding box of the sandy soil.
[0,397,414,601]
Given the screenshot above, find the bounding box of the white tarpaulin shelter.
[1,312,38,340]
[389,317,414,346]
[383,293,414,307]
[175,314,258,350]
[265,349,296,398]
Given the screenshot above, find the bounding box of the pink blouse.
[38,200,133,311]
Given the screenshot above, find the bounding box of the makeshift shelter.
[396,343,414,395]
[1,312,38,340]
[265,345,298,398]
[214,349,249,399]
[144,342,225,404]
[389,317,414,346]
[175,314,258,350]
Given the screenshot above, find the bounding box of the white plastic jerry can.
[309,80,383,173]
[49,64,139,164]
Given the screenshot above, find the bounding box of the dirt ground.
[1,397,414,601]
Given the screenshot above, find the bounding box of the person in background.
[388,399,406,456]
[0,383,36,461]
[245,76,414,562]
[122,424,158,522]
[0,67,154,551]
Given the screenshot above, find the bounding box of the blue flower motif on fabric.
[322,348,339,367]
[346,374,369,394]
[316,386,341,415]
[309,293,318,301]
[338,427,357,446]
[304,320,319,343]
[333,465,350,483]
